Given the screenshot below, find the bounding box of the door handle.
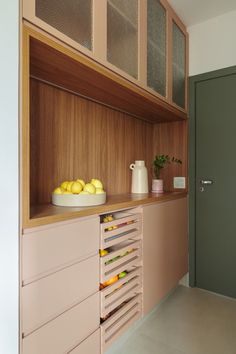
[200,180,214,185]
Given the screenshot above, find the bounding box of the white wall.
[188,9,236,76]
[0,2,19,354]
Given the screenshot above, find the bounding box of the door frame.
[189,65,236,287]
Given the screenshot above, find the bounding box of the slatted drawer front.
[100,267,142,318]
[68,329,100,354]
[101,295,142,352]
[100,239,142,283]
[22,255,99,336]
[100,212,142,249]
[22,216,99,284]
[22,292,99,354]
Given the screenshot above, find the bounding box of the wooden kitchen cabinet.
[22,0,188,113]
[20,2,189,352]
[21,216,100,354]
[21,1,188,228]
[142,197,188,315]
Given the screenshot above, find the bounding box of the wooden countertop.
[25,192,187,229]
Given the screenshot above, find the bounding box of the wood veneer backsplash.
[153,121,188,191]
[30,78,154,205]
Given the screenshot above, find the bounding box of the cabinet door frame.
[145,0,169,101]
[22,0,95,57]
[165,1,189,112]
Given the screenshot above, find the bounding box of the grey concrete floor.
[106,285,236,354]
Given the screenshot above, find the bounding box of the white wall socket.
[173,177,186,189]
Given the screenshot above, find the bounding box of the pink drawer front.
[100,267,142,318]
[100,212,142,249]
[68,329,100,354]
[22,255,99,336]
[101,294,142,352]
[22,292,99,354]
[100,239,142,283]
[22,216,99,284]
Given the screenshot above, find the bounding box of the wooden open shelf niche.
[22,25,188,228]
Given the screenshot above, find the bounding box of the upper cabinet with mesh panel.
[146,0,188,110]
[22,0,188,113]
[23,0,93,55]
[147,0,167,98]
[172,21,186,109]
[107,0,138,79]
[35,0,93,50]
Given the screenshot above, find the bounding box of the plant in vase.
[152,155,182,193]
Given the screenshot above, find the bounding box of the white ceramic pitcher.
[129,160,148,194]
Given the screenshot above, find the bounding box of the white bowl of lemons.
[52,178,106,207]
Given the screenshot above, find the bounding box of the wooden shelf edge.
[23,192,188,229]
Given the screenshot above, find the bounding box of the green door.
[195,69,236,298]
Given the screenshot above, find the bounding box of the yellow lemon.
[83,183,96,194]
[95,188,105,194]
[63,190,73,194]
[60,181,69,190]
[71,181,83,194]
[76,179,85,188]
[99,249,108,257]
[66,181,74,192]
[91,179,103,189]
[53,187,63,194]
[79,191,90,195]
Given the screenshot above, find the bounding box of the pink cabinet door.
[143,197,188,315]
[22,292,99,354]
[22,255,99,336]
[22,216,99,284]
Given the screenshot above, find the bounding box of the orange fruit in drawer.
[103,275,119,287]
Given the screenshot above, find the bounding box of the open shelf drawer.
[100,240,142,283]
[101,294,142,352]
[100,267,142,318]
[100,212,142,249]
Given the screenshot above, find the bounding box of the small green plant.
[153,154,182,179]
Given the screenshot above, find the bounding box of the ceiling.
[168,0,236,27]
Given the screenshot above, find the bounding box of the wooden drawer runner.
[22,255,99,336]
[101,295,142,352]
[22,216,99,284]
[100,267,142,318]
[100,212,142,249]
[22,292,100,354]
[68,329,100,354]
[100,240,142,283]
